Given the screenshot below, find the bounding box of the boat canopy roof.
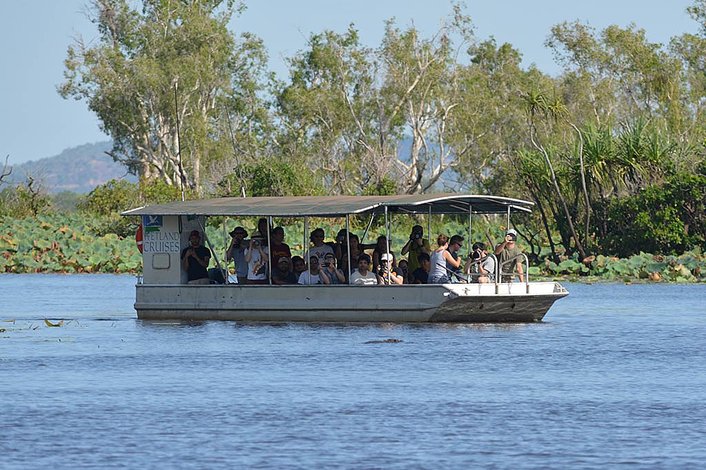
[122,194,533,217]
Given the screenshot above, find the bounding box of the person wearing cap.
[320,252,346,284]
[372,235,396,275]
[226,226,249,284]
[272,257,297,285]
[181,230,211,284]
[401,224,430,277]
[378,252,404,285]
[245,231,269,284]
[495,229,524,282]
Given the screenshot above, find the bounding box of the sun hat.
[381,253,393,261]
[506,229,517,236]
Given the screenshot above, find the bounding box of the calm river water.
[1,274,705,469]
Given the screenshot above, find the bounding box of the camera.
[253,240,260,247]
[411,231,422,240]
[472,250,481,260]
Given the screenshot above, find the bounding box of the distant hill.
[6,142,137,194]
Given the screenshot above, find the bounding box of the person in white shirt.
[244,232,269,284]
[308,228,334,264]
[350,254,380,285]
[298,255,330,285]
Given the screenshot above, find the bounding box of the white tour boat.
[122,194,568,322]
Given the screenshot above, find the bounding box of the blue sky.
[0,0,698,165]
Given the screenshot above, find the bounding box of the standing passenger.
[270,226,292,260]
[226,227,249,284]
[308,228,334,264]
[495,229,524,282]
[244,232,269,284]
[181,230,211,284]
[401,225,430,277]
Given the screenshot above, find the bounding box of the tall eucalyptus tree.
[60,0,269,194]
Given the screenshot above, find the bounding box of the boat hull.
[134,282,567,323]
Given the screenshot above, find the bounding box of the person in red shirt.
[270,226,292,260]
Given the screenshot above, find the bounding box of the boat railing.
[496,253,530,294]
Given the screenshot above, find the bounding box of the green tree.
[60,0,269,194]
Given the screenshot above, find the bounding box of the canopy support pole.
[267,216,273,285]
[345,214,352,283]
[507,206,511,230]
[304,217,309,262]
[222,217,229,284]
[385,206,391,282]
[468,205,473,258]
[361,213,375,245]
[428,205,432,241]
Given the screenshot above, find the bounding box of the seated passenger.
[320,253,346,284]
[351,254,380,285]
[372,235,396,274]
[411,252,431,284]
[309,228,334,265]
[270,226,292,260]
[272,257,298,285]
[397,259,409,283]
[298,255,330,285]
[379,253,404,285]
[291,255,307,276]
[428,234,462,284]
[466,242,496,283]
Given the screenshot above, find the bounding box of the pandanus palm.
[521,89,587,259]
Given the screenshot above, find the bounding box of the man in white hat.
[379,252,404,285]
[495,228,525,282]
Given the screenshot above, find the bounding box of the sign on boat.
[122,194,568,322]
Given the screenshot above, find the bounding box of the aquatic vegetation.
[536,251,706,282]
[0,213,141,273]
